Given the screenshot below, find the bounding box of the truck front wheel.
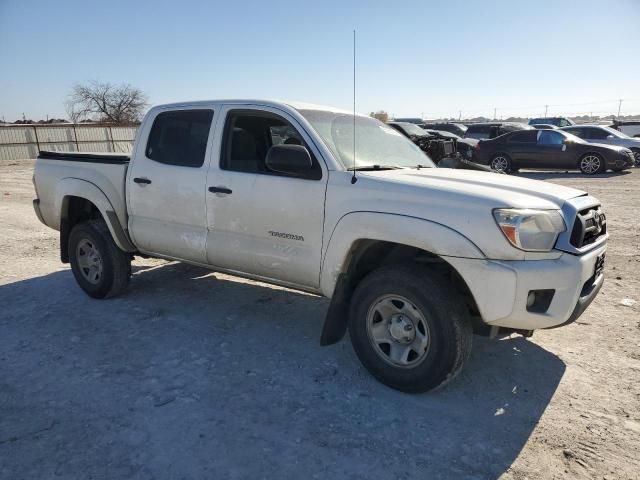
[348,265,472,392]
[68,220,131,299]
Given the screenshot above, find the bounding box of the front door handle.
[133,177,152,184]
[208,186,232,195]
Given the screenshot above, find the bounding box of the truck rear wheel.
[68,220,131,299]
[348,265,472,393]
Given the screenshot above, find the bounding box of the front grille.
[570,207,606,248]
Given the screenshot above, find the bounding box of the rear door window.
[508,131,538,143]
[584,128,610,140]
[466,125,491,139]
[146,110,214,167]
[564,127,585,138]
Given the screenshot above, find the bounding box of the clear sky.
[1,0,639,121]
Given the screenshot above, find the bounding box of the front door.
[127,108,216,263]
[205,106,328,288]
[536,130,571,168]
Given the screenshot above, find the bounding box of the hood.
[360,167,585,210]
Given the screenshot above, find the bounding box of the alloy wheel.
[580,155,601,174]
[491,156,509,172]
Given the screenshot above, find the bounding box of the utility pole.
[617,99,623,119]
[544,105,548,117]
[493,108,497,121]
[458,110,462,121]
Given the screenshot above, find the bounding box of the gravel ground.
[1,160,639,480]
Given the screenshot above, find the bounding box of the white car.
[562,125,640,165]
[32,100,608,392]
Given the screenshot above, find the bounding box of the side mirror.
[265,144,313,176]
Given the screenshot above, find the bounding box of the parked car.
[561,125,640,166]
[420,128,478,160]
[464,122,532,140]
[531,124,558,130]
[528,117,575,127]
[474,129,634,174]
[609,120,640,138]
[387,122,457,163]
[33,99,608,392]
[419,122,468,137]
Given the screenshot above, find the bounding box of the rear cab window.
[146,110,214,167]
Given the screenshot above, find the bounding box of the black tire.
[578,153,605,175]
[490,153,512,173]
[68,219,131,299]
[348,265,472,393]
[631,149,640,167]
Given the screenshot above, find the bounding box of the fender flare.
[319,211,485,297]
[56,178,136,253]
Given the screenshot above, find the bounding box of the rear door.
[505,130,538,166]
[127,107,216,263]
[204,105,328,288]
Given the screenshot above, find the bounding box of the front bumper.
[447,242,607,330]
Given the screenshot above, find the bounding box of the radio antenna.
[351,29,358,184]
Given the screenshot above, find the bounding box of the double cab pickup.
[33,100,608,392]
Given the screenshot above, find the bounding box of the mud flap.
[320,274,352,346]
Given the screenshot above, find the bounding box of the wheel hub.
[388,315,415,343]
[77,238,104,285]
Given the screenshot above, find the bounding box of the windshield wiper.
[347,165,402,171]
[411,164,433,170]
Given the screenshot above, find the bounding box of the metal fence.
[0,124,138,160]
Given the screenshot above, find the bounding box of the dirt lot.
[1,160,639,479]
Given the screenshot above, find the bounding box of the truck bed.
[34,151,130,233]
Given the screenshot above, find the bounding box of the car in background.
[387,122,457,163]
[610,120,640,138]
[419,122,468,137]
[531,124,558,130]
[421,128,478,160]
[474,129,634,174]
[464,122,532,140]
[528,117,575,127]
[561,125,640,166]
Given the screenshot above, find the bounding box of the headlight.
[493,209,566,252]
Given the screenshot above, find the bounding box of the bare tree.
[65,81,148,124]
[370,110,389,123]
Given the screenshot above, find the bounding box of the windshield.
[396,122,429,137]
[299,110,435,169]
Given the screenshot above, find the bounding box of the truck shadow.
[0,261,566,479]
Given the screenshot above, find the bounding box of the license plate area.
[593,252,605,278]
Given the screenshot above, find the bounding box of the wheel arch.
[319,212,485,345]
[57,178,135,262]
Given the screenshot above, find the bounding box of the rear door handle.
[208,186,232,195]
[133,177,152,184]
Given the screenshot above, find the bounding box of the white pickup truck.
[33,100,608,392]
